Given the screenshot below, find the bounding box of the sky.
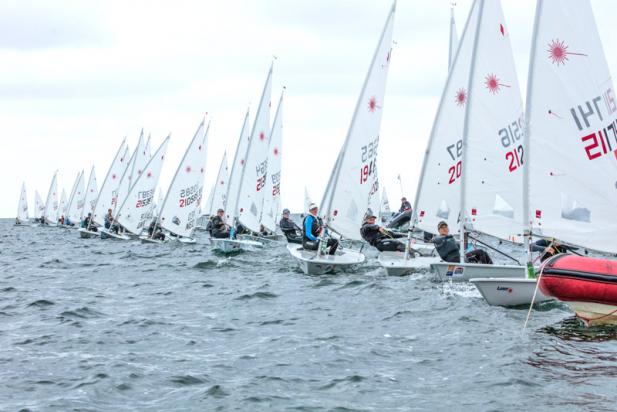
[2,0,617,218]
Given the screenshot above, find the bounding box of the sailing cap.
[282,208,290,214]
[437,221,448,229]
[308,203,318,210]
[217,208,224,213]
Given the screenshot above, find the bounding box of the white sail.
[91,138,128,226]
[449,6,459,71]
[59,189,68,217]
[304,186,312,213]
[43,172,59,224]
[460,0,525,243]
[207,152,229,216]
[261,90,284,232]
[34,190,45,219]
[321,2,396,241]
[17,183,29,222]
[65,171,80,218]
[82,166,99,220]
[159,121,208,237]
[525,0,617,254]
[413,1,480,235]
[236,65,272,233]
[116,136,170,235]
[381,187,391,215]
[110,133,147,223]
[66,171,85,224]
[225,110,250,223]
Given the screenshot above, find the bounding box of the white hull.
[409,242,437,257]
[211,237,263,253]
[566,301,617,326]
[431,261,525,282]
[377,252,440,276]
[78,228,99,238]
[470,277,552,307]
[287,244,365,275]
[139,235,168,244]
[175,236,196,244]
[237,233,286,245]
[99,228,132,241]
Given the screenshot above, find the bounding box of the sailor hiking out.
[360,212,407,252]
[279,208,302,244]
[433,221,492,264]
[210,208,230,239]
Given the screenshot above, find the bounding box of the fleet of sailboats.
[13,0,617,326]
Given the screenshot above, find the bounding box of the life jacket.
[302,214,322,242]
[433,235,461,263]
[360,222,381,246]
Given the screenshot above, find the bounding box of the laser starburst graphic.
[259,131,265,141]
[368,96,380,112]
[455,88,466,106]
[548,39,587,66]
[484,73,510,94]
[186,166,192,173]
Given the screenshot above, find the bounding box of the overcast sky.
[2,0,617,218]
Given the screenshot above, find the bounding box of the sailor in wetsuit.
[432,221,492,264]
[210,208,230,238]
[531,238,568,262]
[279,208,302,244]
[399,197,412,213]
[360,212,407,252]
[302,203,338,255]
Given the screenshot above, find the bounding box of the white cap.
[308,203,318,210]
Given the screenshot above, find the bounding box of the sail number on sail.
[179,184,202,208]
[271,171,281,196]
[573,88,617,161]
[255,160,268,192]
[136,189,154,208]
[446,139,462,184]
[499,114,524,173]
[360,137,379,184]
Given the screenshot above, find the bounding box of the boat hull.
[431,262,525,282]
[287,244,365,275]
[78,228,99,238]
[470,277,551,307]
[377,252,439,276]
[211,238,263,253]
[99,228,132,241]
[539,254,617,325]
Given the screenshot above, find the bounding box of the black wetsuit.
[399,201,412,213]
[280,217,301,244]
[360,222,406,252]
[433,235,492,264]
[210,215,229,239]
[302,214,338,255]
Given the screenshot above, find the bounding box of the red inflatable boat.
[539,254,617,326]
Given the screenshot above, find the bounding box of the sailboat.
[15,183,29,225]
[58,189,68,224]
[42,171,59,226]
[142,120,208,244]
[379,187,391,222]
[33,190,45,224]
[211,65,273,253]
[80,138,127,237]
[78,166,99,238]
[474,0,617,310]
[64,170,85,227]
[287,1,396,275]
[238,89,286,244]
[113,136,170,239]
[397,0,526,281]
[100,134,149,239]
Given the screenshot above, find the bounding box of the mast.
[226,109,251,225]
[523,0,543,268]
[459,0,485,261]
[449,5,458,71]
[323,1,396,222]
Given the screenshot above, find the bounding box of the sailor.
[532,238,568,262]
[259,224,271,236]
[211,208,230,238]
[148,220,165,240]
[360,212,406,252]
[302,203,338,255]
[40,215,47,225]
[65,216,74,226]
[82,213,98,232]
[104,209,114,229]
[399,197,412,213]
[279,208,302,244]
[58,215,65,225]
[15,217,21,225]
[432,221,492,264]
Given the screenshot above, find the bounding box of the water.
[2,220,617,411]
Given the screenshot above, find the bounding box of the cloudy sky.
[2,0,617,218]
